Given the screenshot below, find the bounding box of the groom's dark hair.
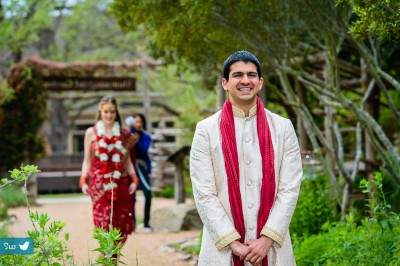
[223,50,262,80]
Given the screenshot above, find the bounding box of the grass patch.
[0,185,26,208]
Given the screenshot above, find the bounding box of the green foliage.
[380,89,400,137]
[0,227,8,238]
[161,186,175,198]
[194,230,202,255]
[295,172,400,265]
[146,64,215,137]
[110,0,345,73]
[0,64,47,172]
[359,172,390,220]
[1,211,75,265]
[336,0,400,41]
[169,231,202,256]
[182,156,194,199]
[1,165,40,188]
[52,0,146,62]
[0,165,128,265]
[0,0,143,63]
[26,212,75,265]
[93,226,124,265]
[0,165,74,265]
[110,0,223,72]
[0,185,27,209]
[0,0,56,53]
[290,174,338,240]
[0,201,7,222]
[0,165,39,221]
[0,77,14,105]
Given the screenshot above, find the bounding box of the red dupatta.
[220,97,275,266]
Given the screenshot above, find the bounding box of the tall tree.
[0,0,56,68]
[110,0,400,216]
[337,0,400,41]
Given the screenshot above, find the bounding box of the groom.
[190,50,303,266]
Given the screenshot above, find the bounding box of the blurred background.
[1,1,400,264]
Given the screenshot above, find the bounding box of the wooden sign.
[42,77,136,91]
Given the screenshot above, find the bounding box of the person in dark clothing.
[126,113,153,232]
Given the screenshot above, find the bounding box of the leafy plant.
[0,165,75,265]
[336,0,400,41]
[0,76,14,105]
[26,211,74,265]
[1,64,47,172]
[290,174,338,240]
[294,172,400,265]
[0,165,129,265]
[93,226,124,265]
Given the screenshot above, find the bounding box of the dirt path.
[8,194,200,266]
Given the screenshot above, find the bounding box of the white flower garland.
[95,120,126,192]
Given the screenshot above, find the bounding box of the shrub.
[295,172,400,265]
[1,64,47,172]
[290,174,338,241]
[1,165,74,265]
[161,186,175,198]
[0,165,130,266]
[0,184,26,208]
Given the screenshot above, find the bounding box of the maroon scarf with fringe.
[220,97,275,266]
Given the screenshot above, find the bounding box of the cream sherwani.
[190,105,303,266]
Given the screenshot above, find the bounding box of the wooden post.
[174,160,185,204]
[142,58,152,132]
[167,145,191,204]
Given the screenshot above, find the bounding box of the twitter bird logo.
[19,241,30,251]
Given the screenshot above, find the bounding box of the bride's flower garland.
[95,120,126,201]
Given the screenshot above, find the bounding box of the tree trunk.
[297,84,308,151]
[216,74,225,110]
[49,99,69,155]
[174,161,185,204]
[363,86,380,175]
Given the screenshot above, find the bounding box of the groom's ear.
[222,78,229,92]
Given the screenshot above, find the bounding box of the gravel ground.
[8,193,200,266]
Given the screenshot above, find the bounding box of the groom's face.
[222,61,263,107]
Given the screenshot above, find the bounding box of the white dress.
[190,105,303,266]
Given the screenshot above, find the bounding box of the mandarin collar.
[232,104,257,118]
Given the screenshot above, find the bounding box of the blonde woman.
[80,95,139,247]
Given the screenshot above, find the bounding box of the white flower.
[96,121,121,137]
[103,182,117,191]
[99,153,108,161]
[112,122,121,136]
[111,153,120,162]
[114,140,123,150]
[96,120,106,136]
[113,171,121,179]
[107,144,114,151]
[98,139,107,148]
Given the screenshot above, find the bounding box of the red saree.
[88,127,137,241]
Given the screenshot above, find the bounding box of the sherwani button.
[247,181,251,186]
[245,137,250,143]
[248,203,254,209]
[246,160,251,165]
